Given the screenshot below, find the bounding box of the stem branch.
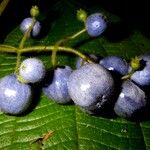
[21,46,93,63]
[51,28,86,66]
[0,44,94,64]
[0,45,17,52]
[0,0,10,16]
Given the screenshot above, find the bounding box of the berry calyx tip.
[130,56,141,70]
[30,5,39,18]
[77,9,87,22]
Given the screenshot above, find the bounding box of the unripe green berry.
[77,9,87,22]
[130,56,141,70]
[30,5,39,18]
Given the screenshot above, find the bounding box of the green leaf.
[0,1,150,150]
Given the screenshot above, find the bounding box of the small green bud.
[30,5,39,18]
[130,56,141,70]
[77,9,87,22]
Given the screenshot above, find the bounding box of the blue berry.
[67,63,114,109]
[20,17,41,37]
[43,66,72,104]
[131,55,150,86]
[85,13,107,37]
[99,56,129,75]
[19,58,46,83]
[0,74,32,115]
[114,80,146,118]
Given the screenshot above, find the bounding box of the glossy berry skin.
[43,66,72,104]
[19,58,45,83]
[67,63,114,108]
[85,13,107,37]
[0,74,32,115]
[99,56,129,76]
[76,54,99,69]
[114,80,146,118]
[20,17,41,37]
[131,55,150,86]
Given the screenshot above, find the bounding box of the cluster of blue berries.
[75,55,150,119]
[0,8,149,120]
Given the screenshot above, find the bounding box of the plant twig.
[0,0,10,16]
[21,46,94,63]
[51,28,86,66]
[0,45,17,52]
[0,44,94,64]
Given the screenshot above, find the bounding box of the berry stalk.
[15,17,37,74]
[69,28,86,39]
[19,18,36,49]
[51,28,86,66]
[0,44,94,64]
[23,46,94,64]
[0,0,10,16]
[15,6,40,74]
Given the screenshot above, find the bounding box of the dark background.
[0,0,150,42]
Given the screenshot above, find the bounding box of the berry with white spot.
[85,13,107,37]
[67,63,114,112]
[0,74,32,115]
[114,80,147,118]
[43,66,72,104]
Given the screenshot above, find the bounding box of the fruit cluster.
[0,6,149,120]
[67,55,150,119]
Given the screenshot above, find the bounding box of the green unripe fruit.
[30,5,39,18]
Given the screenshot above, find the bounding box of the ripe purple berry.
[131,55,150,86]
[85,13,107,37]
[114,80,147,118]
[0,74,32,115]
[43,66,72,104]
[20,17,41,37]
[99,56,129,75]
[19,58,45,83]
[67,63,114,110]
